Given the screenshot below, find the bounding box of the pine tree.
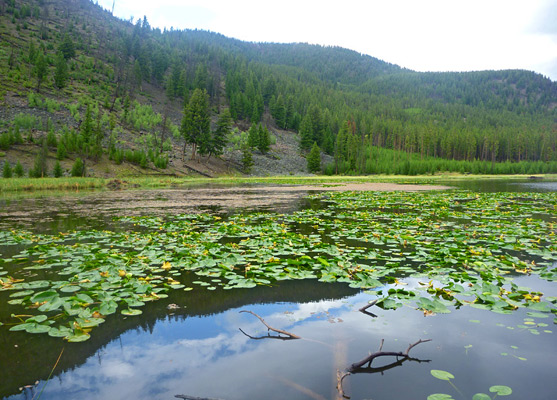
[31,138,48,177]
[28,40,37,64]
[71,157,85,177]
[212,108,232,157]
[59,33,75,59]
[81,104,93,144]
[181,88,210,160]
[299,114,314,151]
[54,51,68,89]
[53,160,63,177]
[247,123,258,149]
[257,124,270,154]
[14,161,24,177]
[35,52,47,93]
[194,64,208,91]
[241,145,253,174]
[27,40,37,79]
[307,142,321,173]
[57,141,67,160]
[46,130,57,148]
[2,161,12,178]
[272,94,286,128]
[308,105,324,146]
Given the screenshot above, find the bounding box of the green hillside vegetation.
[0,0,555,179]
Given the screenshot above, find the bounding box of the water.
[1,180,556,400]
[439,177,557,193]
[3,279,555,400]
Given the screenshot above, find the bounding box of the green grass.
[1,173,555,195]
[0,177,105,192]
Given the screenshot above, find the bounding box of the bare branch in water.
[239,310,301,339]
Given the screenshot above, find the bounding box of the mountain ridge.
[0,0,555,178]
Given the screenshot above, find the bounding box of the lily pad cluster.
[429,369,512,400]
[0,190,556,341]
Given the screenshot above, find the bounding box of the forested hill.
[0,0,556,178]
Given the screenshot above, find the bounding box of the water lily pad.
[66,331,91,342]
[472,394,491,400]
[9,290,34,298]
[431,370,454,381]
[30,290,58,303]
[60,285,81,293]
[427,394,454,400]
[489,385,512,396]
[48,326,72,337]
[121,308,142,316]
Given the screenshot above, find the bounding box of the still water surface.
[1,179,556,400]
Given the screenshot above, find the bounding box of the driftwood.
[337,338,432,399]
[175,395,224,400]
[239,328,298,341]
[348,338,431,371]
[239,310,301,339]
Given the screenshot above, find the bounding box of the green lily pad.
[489,385,512,396]
[121,308,143,316]
[431,370,454,381]
[66,331,91,342]
[9,290,34,298]
[427,394,454,400]
[48,326,72,337]
[60,285,81,293]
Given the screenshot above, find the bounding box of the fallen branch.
[348,338,431,372]
[358,299,379,317]
[337,338,432,399]
[239,310,301,339]
[239,327,298,341]
[175,395,224,400]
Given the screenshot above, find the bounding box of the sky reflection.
[5,286,557,400]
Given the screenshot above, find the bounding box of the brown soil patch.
[0,182,451,231]
[262,182,451,192]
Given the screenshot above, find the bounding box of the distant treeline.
[0,0,555,176]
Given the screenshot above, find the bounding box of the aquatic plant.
[1,190,555,341]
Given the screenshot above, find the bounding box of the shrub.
[71,157,85,177]
[0,131,12,150]
[2,161,12,178]
[13,161,24,177]
[53,160,63,177]
[46,130,57,147]
[30,139,48,178]
[154,154,168,169]
[13,113,38,130]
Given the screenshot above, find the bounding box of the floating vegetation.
[1,191,556,341]
[429,369,512,400]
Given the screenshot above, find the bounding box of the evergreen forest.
[0,0,556,177]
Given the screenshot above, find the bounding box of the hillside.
[0,0,556,179]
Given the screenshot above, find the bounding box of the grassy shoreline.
[0,173,554,194]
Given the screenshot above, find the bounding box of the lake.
[0,178,556,400]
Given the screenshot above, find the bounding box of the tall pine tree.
[181,88,210,160]
[54,51,68,89]
[211,109,232,157]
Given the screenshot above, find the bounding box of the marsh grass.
[0,177,105,192]
[1,173,555,194]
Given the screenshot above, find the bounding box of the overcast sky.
[96,0,557,81]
